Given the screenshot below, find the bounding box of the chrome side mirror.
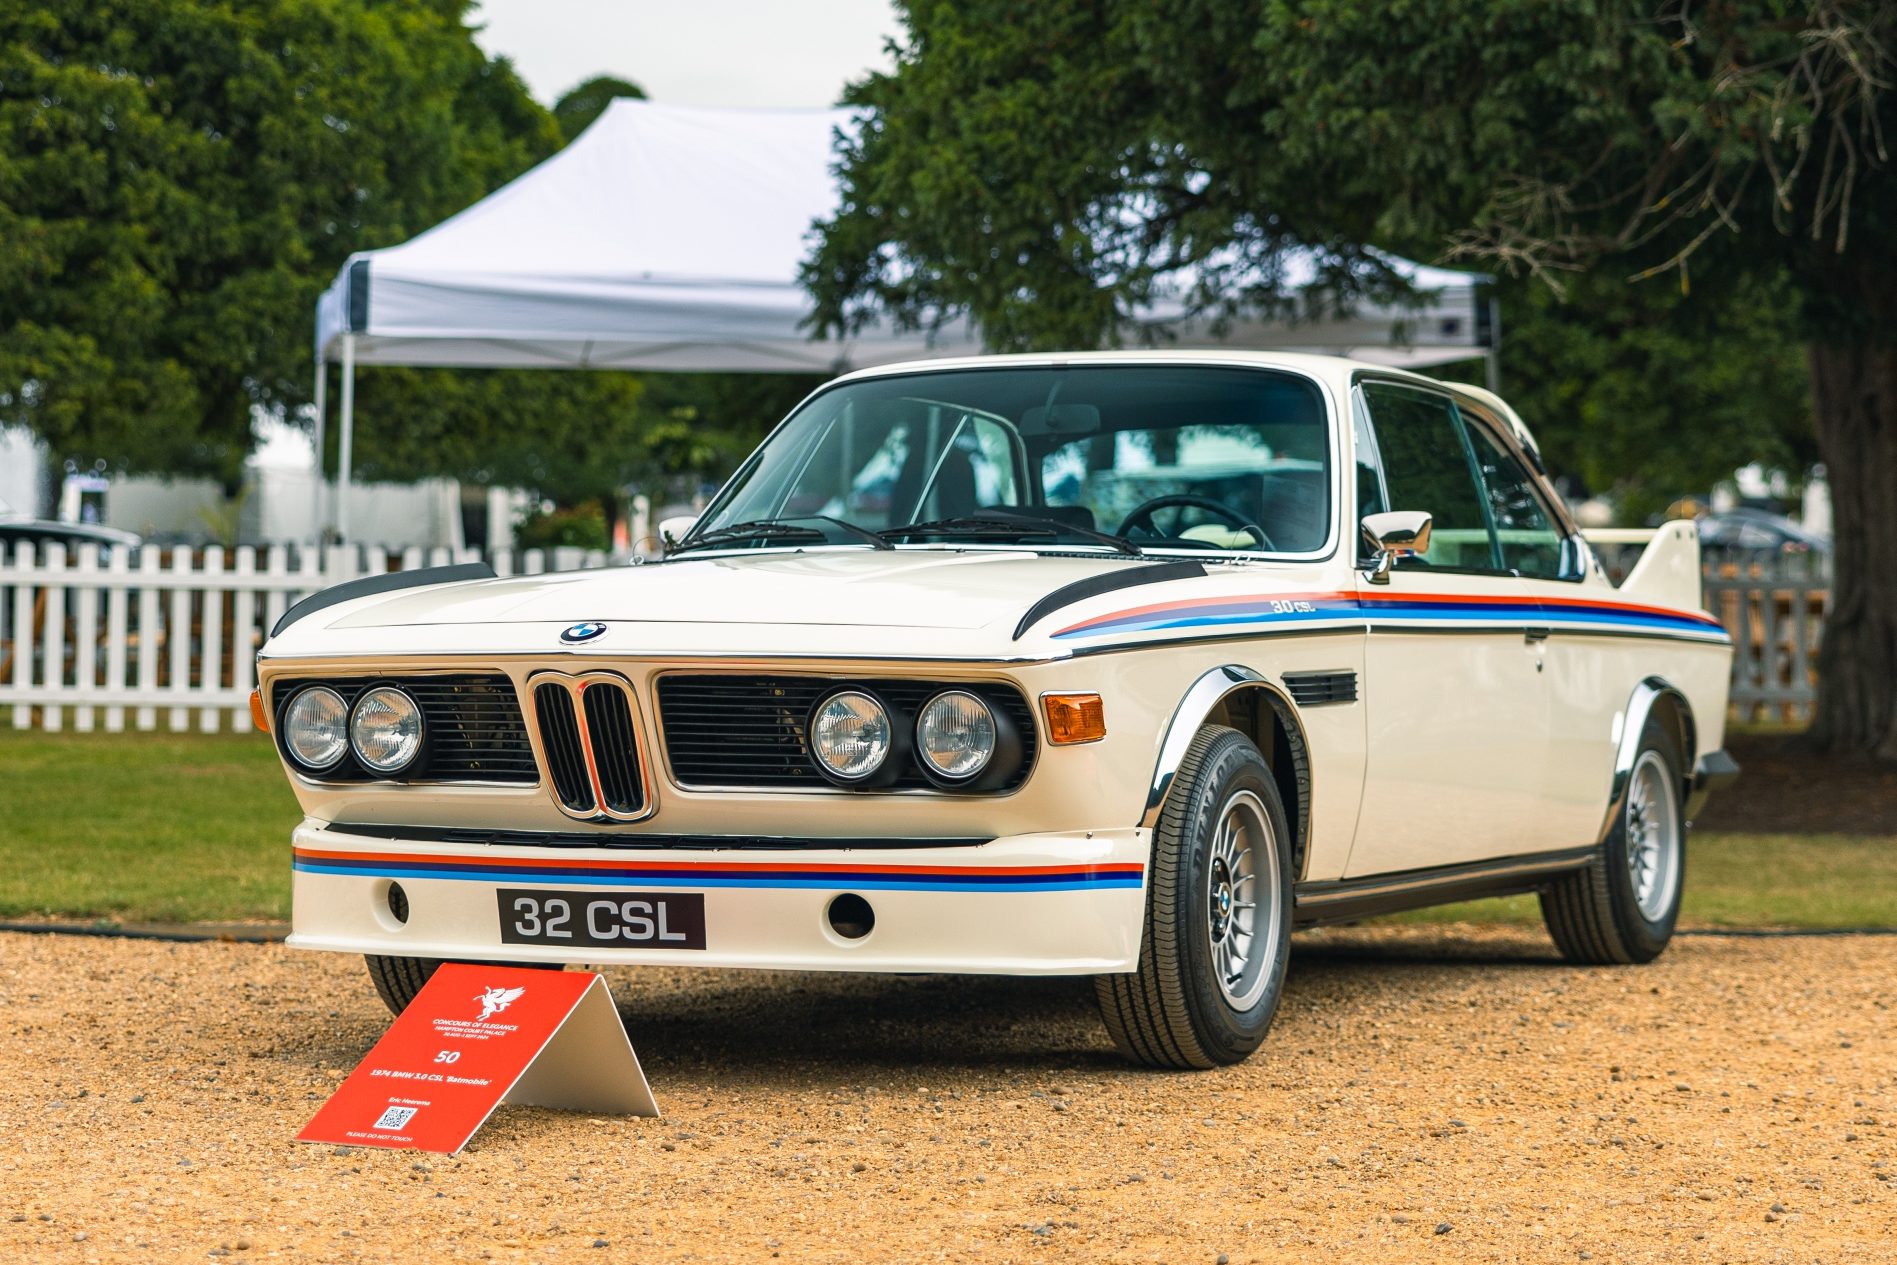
[1361,510,1432,584]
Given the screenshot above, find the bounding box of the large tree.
[552,74,646,142]
[805,0,1896,759]
[0,0,559,489]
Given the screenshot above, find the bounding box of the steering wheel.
[1116,494,1275,551]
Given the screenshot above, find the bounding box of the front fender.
[1141,666,1311,876]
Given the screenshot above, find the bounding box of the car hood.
[324,550,1144,632]
[265,547,1338,662]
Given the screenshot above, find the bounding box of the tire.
[364,955,560,1016]
[1541,716,1686,965]
[1094,725,1294,1069]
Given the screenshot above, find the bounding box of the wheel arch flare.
[1142,665,1313,878]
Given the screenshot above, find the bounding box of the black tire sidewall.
[1603,719,1687,958]
[1164,731,1293,1063]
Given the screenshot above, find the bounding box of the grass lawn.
[1,731,1893,929]
[1392,832,1897,929]
[0,729,299,922]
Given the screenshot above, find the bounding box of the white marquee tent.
[312,99,1493,537]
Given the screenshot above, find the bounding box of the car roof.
[831,348,1444,393]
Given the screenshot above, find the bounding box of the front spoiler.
[286,821,1150,975]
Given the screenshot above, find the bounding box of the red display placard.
[297,964,657,1154]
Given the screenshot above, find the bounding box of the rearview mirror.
[1020,403,1102,436]
[1361,510,1432,584]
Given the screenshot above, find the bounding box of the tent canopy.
[308,99,1494,539]
[314,100,1492,375]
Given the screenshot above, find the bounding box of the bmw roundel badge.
[560,621,607,644]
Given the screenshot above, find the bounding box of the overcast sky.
[470,0,902,108]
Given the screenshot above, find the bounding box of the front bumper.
[287,821,1150,975]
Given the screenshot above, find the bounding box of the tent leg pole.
[1484,296,1502,394]
[311,355,327,544]
[337,334,355,544]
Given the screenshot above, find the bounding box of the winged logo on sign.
[475,986,527,1022]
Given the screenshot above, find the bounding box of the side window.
[1464,422,1568,580]
[1357,383,1494,571]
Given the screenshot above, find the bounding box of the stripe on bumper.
[293,847,1145,893]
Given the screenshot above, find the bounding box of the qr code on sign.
[372,1105,419,1132]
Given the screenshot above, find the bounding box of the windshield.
[691,365,1334,555]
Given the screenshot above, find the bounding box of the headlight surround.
[349,685,426,776]
[915,687,1025,791]
[808,689,904,787]
[915,690,997,781]
[282,685,349,774]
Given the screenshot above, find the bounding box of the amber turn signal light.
[1042,693,1105,745]
[249,688,271,733]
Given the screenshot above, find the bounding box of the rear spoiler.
[1581,523,1702,607]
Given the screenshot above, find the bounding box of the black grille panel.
[1283,669,1358,706]
[582,682,645,814]
[534,682,595,812]
[658,675,1038,791]
[272,674,536,783]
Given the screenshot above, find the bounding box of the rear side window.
[1464,422,1566,580]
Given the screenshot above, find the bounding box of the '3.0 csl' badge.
[560,622,607,644]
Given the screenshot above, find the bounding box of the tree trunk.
[1806,341,1897,761]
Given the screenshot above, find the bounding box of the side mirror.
[1361,510,1432,584]
[658,515,699,554]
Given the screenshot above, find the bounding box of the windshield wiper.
[792,515,894,549]
[881,510,1144,557]
[670,515,893,556]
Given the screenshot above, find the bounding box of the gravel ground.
[2,924,1892,1264]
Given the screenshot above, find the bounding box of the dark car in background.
[0,514,143,556]
[1696,507,1829,555]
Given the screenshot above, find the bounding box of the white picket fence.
[0,543,613,733]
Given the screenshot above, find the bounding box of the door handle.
[1523,626,1551,643]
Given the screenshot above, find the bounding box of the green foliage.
[515,501,608,551]
[1480,271,1816,517]
[0,0,561,487]
[552,74,645,143]
[807,1,1880,503]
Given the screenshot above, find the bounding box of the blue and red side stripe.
[1050,590,1728,641]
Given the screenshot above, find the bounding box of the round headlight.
[809,690,892,783]
[283,686,349,773]
[349,685,425,776]
[916,690,997,781]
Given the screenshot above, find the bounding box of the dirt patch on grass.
[3,925,1893,1263]
[1697,732,1897,836]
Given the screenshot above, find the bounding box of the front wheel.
[1095,725,1293,1068]
[1541,717,1686,964]
[364,955,561,1016]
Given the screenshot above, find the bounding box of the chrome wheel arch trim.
[1141,666,1311,876]
[1598,675,1697,846]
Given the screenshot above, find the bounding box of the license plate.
[496,889,707,950]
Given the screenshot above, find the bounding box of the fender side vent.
[1283,670,1357,706]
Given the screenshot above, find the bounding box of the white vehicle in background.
[256,352,1736,1068]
